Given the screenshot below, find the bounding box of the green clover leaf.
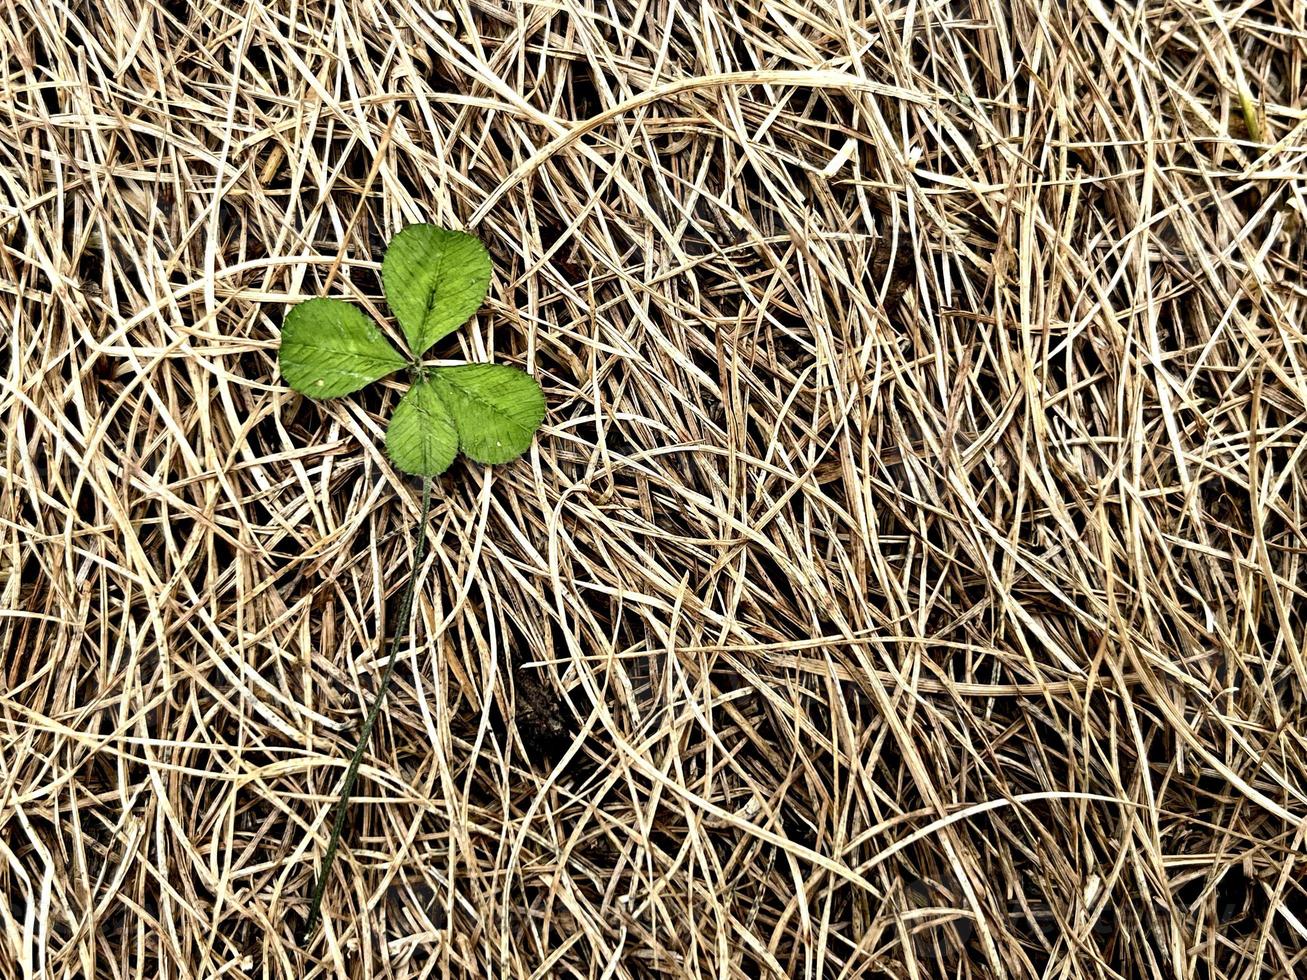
[385,377,458,477]
[277,223,545,476]
[284,223,549,940]
[432,364,547,465]
[278,298,407,398]
[382,223,492,357]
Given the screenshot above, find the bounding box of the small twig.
[302,475,433,941]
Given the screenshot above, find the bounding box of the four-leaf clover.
[278,223,545,475]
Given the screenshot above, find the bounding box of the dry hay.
[2,0,1306,977]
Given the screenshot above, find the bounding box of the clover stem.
[302,475,433,940]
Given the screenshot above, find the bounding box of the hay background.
[3,1,1306,977]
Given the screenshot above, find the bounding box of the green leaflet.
[278,298,407,399]
[382,224,492,357]
[385,378,458,476]
[432,364,546,465]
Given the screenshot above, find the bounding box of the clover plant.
[279,223,544,938]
